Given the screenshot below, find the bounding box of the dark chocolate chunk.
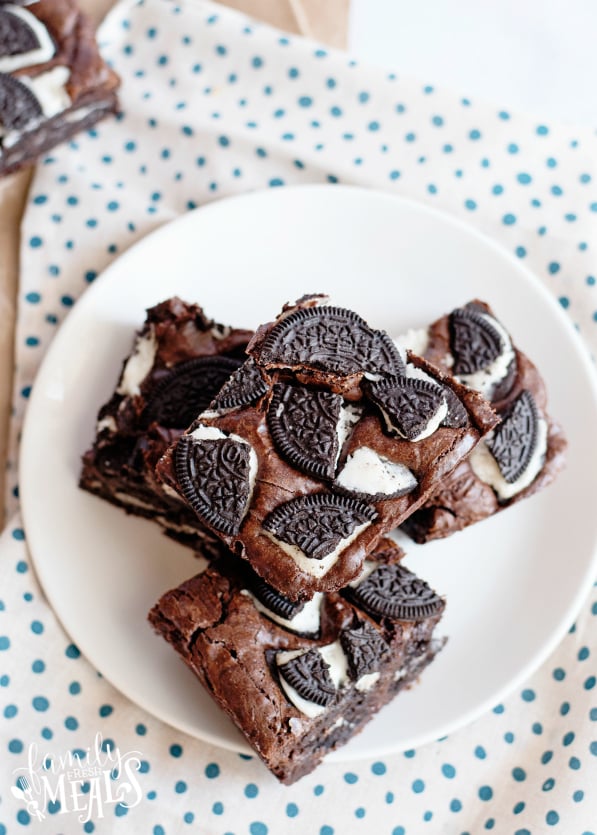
[0,8,40,56]
[209,357,268,411]
[175,434,253,535]
[441,386,469,428]
[347,563,444,621]
[0,72,41,133]
[267,383,343,480]
[340,621,390,680]
[258,306,404,377]
[450,307,504,375]
[263,493,377,560]
[144,356,242,429]
[278,648,336,707]
[486,389,539,483]
[365,375,445,440]
[251,576,305,621]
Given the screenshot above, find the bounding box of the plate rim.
[18,183,597,762]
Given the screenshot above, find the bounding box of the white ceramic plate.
[20,185,597,761]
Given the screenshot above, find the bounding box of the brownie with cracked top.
[156,295,498,599]
[400,300,567,543]
[79,297,253,551]
[0,0,120,176]
[148,538,445,784]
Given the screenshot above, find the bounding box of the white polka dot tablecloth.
[1,0,597,832]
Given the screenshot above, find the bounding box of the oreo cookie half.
[277,648,336,708]
[209,357,268,412]
[257,306,404,377]
[174,434,253,535]
[0,72,41,133]
[347,563,444,621]
[251,576,304,621]
[441,386,469,429]
[263,493,377,560]
[144,356,242,429]
[365,375,446,440]
[486,389,539,483]
[267,383,343,480]
[340,621,390,680]
[0,8,39,56]
[449,307,504,375]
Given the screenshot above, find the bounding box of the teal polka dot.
[386,792,394,804]
[546,811,559,825]
[542,750,553,764]
[344,772,358,784]
[286,803,299,817]
[64,716,78,730]
[184,812,194,823]
[9,738,23,753]
[512,767,526,781]
[412,779,425,793]
[4,705,17,718]
[0,637,10,650]
[392,828,405,835]
[442,764,456,778]
[169,744,183,757]
[503,213,517,225]
[175,780,187,793]
[479,786,493,801]
[469,129,481,140]
[543,777,555,791]
[536,125,549,135]
[492,184,504,195]
[569,756,581,769]
[474,746,487,759]
[549,262,561,274]
[355,807,365,818]
[29,236,43,248]
[584,675,596,690]
[65,643,80,658]
[245,783,258,798]
[517,172,532,184]
[69,681,81,695]
[450,798,462,812]
[521,689,535,702]
[249,824,268,835]
[298,96,313,107]
[205,762,219,778]
[212,802,223,815]
[371,761,386,775]
[465,199,477,210]
[99,704,113,717]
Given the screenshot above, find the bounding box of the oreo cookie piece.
[175,434,254,535]
[264,493,377,560]
[251,576,305,621]
[267,383,343,480]
[0,7,39,56]
[257,306,404,377]
[340,621,390,680]
[144,356,242,429]
[449,307,504,375]
[278,648,336,708]
[486,389,539,483]
[441,386,469,429]
[365,375,446,440]
[209,357,268,412]
[347,563,444,621]
[0,72,41,133]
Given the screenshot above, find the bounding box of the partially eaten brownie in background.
[0,0,120,176]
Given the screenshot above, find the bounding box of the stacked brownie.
[81,293,565,783]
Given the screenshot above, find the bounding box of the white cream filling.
[469,417,548,501]
[0,6,56,73]
[241,590,323,635]
[348,559,380,588]
[161,483,182,501]
[210,324,232,340]
[336,446,417,497]
[335,402,362,465]
[276,641,348,718]
[96,415,117,434]
[355,671,380,692]
[116,329,157,397]
[455,313,515,399]
[62,102,107,124]
[154,516,202,537]
[113,492,155,511]
[265,521,370,578]
[393,327,429,357]
[188,424,258,511]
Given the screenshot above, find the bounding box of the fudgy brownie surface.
[0,0,120,175]
[156,296,498,599]
[148,538,445,784]
[401,300,567,543]
[79,297,252,550]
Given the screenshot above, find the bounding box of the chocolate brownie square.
[148,538,446,784]
[79,297,252,550]
[0,0,120,176]
[400,300,567,543]
[156,295,498,598]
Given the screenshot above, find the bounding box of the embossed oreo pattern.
[366,375,445,439]
[487,389,540,482]
[340,621,390,680]
[0,7,39,56]
[0,71,41,131]
[251,575,305,621]
[267,383,342,480]
[174,435,252,535]
[144,355,242,428]
[450,307,504,375]
[257,306,404,377]
[348,563,444,621]
[209,357,268,411]
[264,493,377,560]
[278,648,336,707]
